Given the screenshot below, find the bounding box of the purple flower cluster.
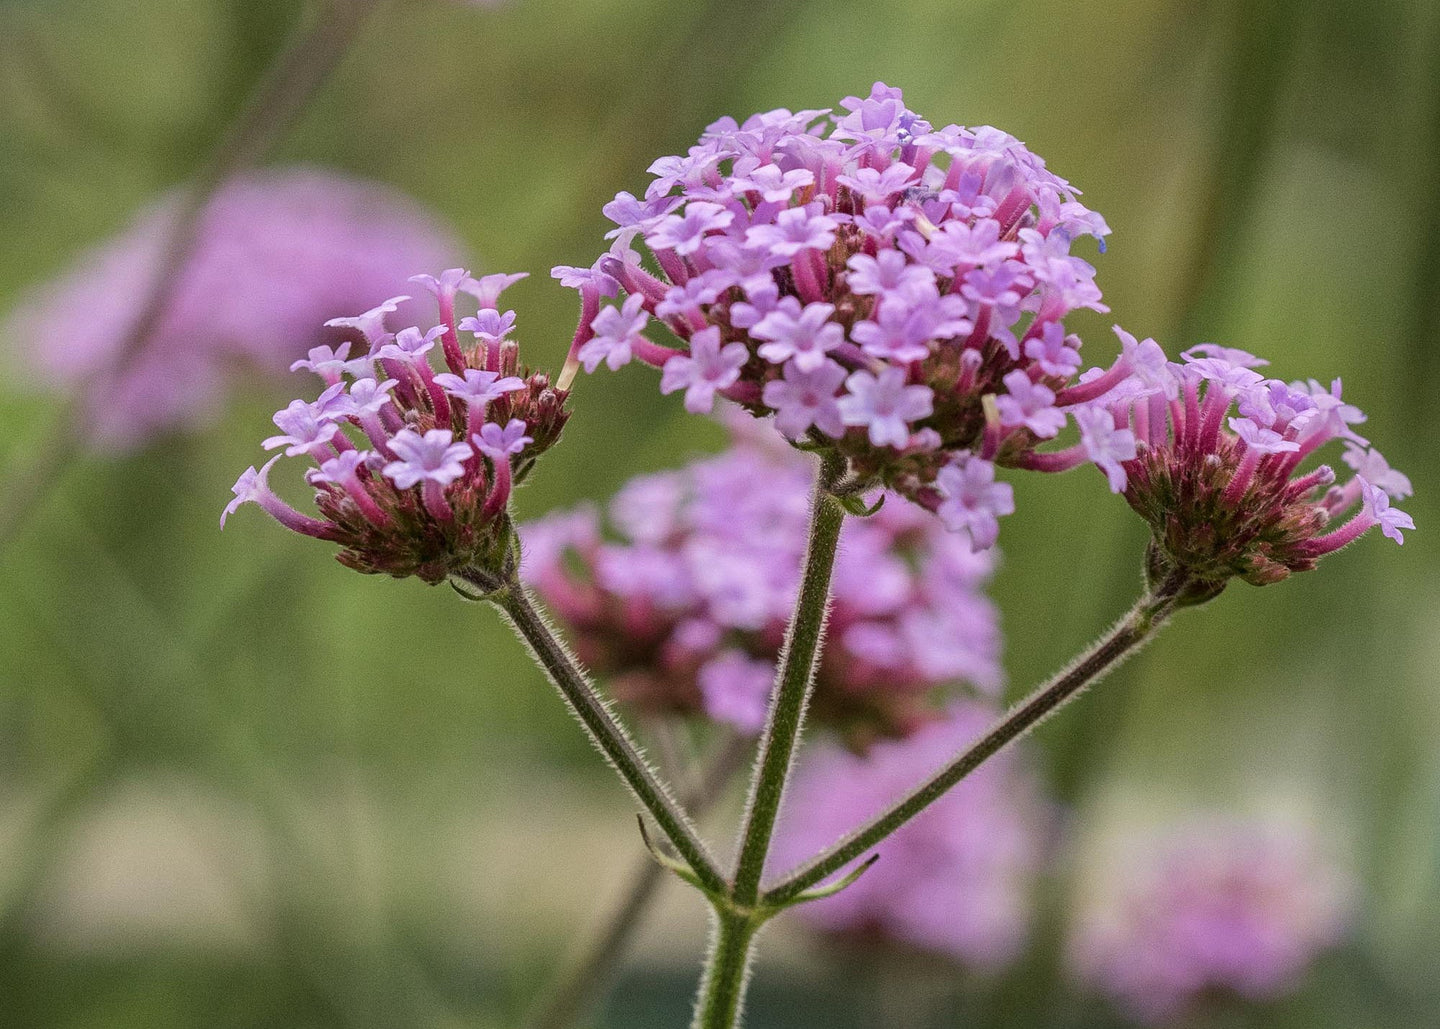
[2,168,459,449]
[1069,816,1351,1023]
[772,702,1050,969]
[1021,333,1414,589]
[223,271,570,583]
[520,419,1000,743]
[554,82,1113,549]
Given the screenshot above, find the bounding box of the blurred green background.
[1,0,1438,1025]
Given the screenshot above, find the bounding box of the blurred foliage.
[1,0,1438,1025]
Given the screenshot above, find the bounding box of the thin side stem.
[0,746,118,951]
[523,733,749,1029]
[730,468,845,905]
[493,584,727,896]
[691,909,760,1029]
[111,0,384,377]
[763,572,1190,906]
[538,858,668,1028]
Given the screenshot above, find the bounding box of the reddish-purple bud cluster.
[1022,335,1414,592]
[223,270,570,583]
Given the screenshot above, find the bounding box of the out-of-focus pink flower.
[520,417,1003,745]
[3,167,461,449]
[771,701,1051,969]
[1068,814,1353,1024]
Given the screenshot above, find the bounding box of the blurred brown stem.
[522,732,749,1029]
[0,746,119,950]
[1405,9,1440,419]
[1174,0,1303,339]
[0,0,382,554]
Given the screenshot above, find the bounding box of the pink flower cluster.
[1069,816,1352,1023]
[554,82,1114,549]
[520,419,1000,743]
[1024,334,1414,589]
[3,168,459,449]
[223,271,570,583]
[772,702,1050,969]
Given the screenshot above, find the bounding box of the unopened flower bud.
[1035,336,1414,594]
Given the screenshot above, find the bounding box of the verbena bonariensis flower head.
[772,701,1050,968]
[222,270,570,584]
[1023,334,1415,596]
[1068,814,1351,1024]
[2,168,459,450]
[520,418,1000,745]
[552,82,1113,549]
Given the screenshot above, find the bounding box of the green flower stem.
[492,583,727,896]
[730,467,846,906]
[692,908,761,1029]
[523,733,749,1029]
[688,459,846,1029]
[762,571,1192,907]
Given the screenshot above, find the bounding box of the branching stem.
[762,571,1191,906]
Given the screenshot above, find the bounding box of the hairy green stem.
[763,572,1191,906]
[492,584,726,896]
[523,733,748,1029]
[687,460,846,1029]
[691,909,761,1029]
[730,469,845,905]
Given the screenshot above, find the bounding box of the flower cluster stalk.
[692,460,848,1028]
[763,570,1190,907]
[475,459,852,1029]
[681,563,1191,1026]
[730,458,847,905]
[466,458,1200,1029]
[693,909,761,1029]
[490,581,728,896]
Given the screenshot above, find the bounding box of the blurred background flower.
[2,167,459,449]
[1067,810,1352,1024]
[0,0,1437,1027]
[773,701,1052,973]
[521,415,1001,745]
